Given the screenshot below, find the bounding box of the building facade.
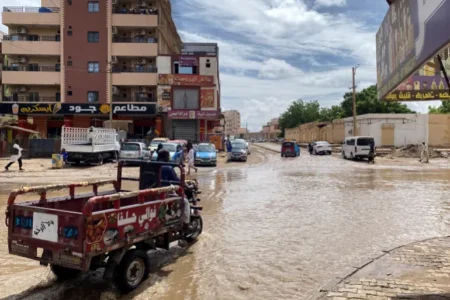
[260,118,281,140]
[156,42,221,142]
[224,110,240,136]
[0,0,183,138]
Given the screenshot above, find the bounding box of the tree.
[278,85,415,137]
[278,100,321,135]
[341,85,414,117]
[429,101,450,114]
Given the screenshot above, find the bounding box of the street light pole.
[108,61,113,128]
[352,65,359,136]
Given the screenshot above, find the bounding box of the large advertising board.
[377,0,450,100]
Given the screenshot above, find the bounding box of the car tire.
[350,153,354,160]
[328,151,332,155]
[97,154,104,165]
[115,249,149,293]
[313,149,317,155]
[342,151,346,159]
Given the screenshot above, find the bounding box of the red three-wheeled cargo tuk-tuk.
[5,160,203,292]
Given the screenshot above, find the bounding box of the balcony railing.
[113,7,158,15]
[112,66,157,73]
[112,96,156,103]
[112,36,158,43]
[3,6,60,13]
[3,35,61,41]
[3,96,59,102]
[3,65,61,72]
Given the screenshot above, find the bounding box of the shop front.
[168,110,220,143]
[0,103,157,138]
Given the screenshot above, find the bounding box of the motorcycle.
[184,179,203,241]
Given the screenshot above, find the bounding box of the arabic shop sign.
[385,90,450,102]
[376,0,450,100]
[158,74,214,87]
[168,110,220,120]
[179,55,199,67]
[0,103,156,115]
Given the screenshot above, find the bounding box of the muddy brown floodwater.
[1,146,450,300]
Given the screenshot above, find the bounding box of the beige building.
[285,113,450,147]
[261,118,281,140]
[1,0,182,137]
[224,110,241,136]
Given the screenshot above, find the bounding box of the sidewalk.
[319,237,450,300]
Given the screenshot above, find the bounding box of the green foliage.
[428,101,450,114]
[278,85,415,136]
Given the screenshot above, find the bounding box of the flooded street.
[1,146,450,300]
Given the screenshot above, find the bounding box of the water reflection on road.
[0,147,449,300]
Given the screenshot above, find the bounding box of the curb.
[314,235,450,300]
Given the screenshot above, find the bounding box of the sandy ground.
[0,146,264,194]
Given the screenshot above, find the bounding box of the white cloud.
[315,0,347,8]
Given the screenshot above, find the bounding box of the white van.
[342,136,375,160]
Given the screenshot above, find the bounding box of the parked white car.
[342,136,375,160]
[312,141,332,155]
[119,142,151,160]
[235,138,251,155]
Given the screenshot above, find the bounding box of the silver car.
[119,142,151,160]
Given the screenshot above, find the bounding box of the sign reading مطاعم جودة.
[384,90,450,101]
[0,103,157,115]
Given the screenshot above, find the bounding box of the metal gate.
[173,120,197,142]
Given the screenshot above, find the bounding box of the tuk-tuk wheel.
[51,264,81,281]
[115,249,149,292]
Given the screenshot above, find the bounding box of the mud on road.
[1,146,450,300]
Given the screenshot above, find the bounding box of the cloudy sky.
[0,0,440,131]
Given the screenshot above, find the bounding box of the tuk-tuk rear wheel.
[115,249,149,292]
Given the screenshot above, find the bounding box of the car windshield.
[121,143,140,151]
[198,145,215,152]
[150,141,162,147]
[162,143,177,152]
[357,138,374,146]
[232,143,246,149]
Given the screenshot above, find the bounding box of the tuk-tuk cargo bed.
[7,179,184,271]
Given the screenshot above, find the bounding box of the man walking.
[5,139,24,171]
[368,141,375,164]
[226,136,232,162]
[419,142,429,163]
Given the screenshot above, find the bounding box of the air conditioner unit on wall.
[18,56,28,64]
[112,86,120,95]
[137,0,147,7]
[112,27,118,35]
[137,58,147,64]
[111,56,118,64]
[17,86,28,93]
[112,0,118,5]
[16,27,27,34]
[138,87,148,93]
[137,29,147,36]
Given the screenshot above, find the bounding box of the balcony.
[111,66,158,86]
[112,96,156,103]
[2,95,59,103]
[2,7,60,26]
[2,35,61,56]
[112,36,158,57]
[3,65,61,85]
[112,9,158,27]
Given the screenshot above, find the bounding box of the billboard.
[377,0,450,100]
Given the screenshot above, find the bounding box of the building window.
[88,2,99,12]
[173,61,198,75]
[173,89,199,109]
[68,91,73,96]
[88,31,99,43]
[88,91,99,102]
[67,60,72,66]
[88,62,100,73]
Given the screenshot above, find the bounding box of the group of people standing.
[155,141,198,175]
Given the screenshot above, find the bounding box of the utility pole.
[352,65,359,136]
[107,60,113,128]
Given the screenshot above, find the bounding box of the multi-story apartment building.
[156,42,221,142]
[224,110,240,136]
[0,0,182,137]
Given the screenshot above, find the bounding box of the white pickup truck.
[61,126,121,165]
